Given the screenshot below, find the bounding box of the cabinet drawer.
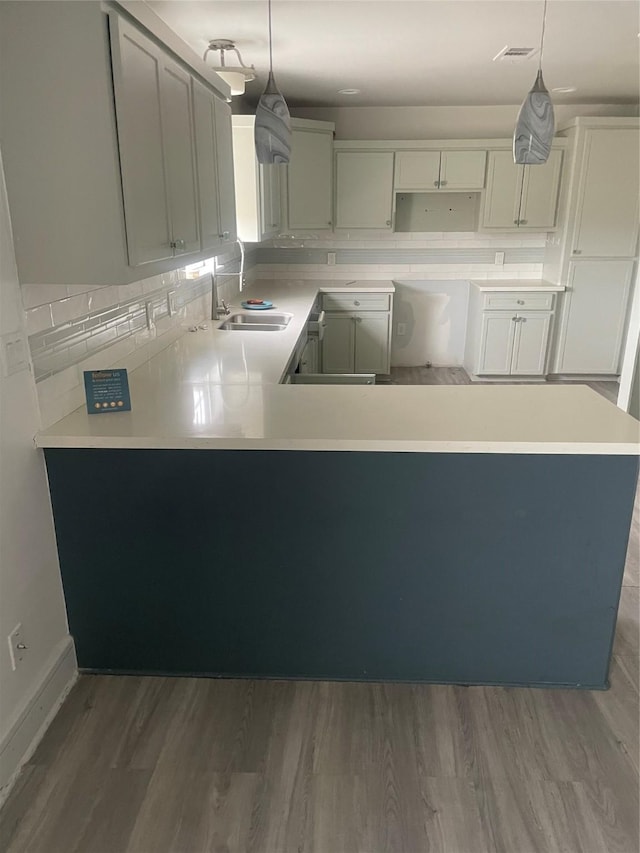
[322,293,391,312]
[482,292,555,311]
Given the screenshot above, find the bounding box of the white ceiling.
[148,0,640,107]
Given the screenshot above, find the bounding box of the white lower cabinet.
[553,260,634,374]
[321,293,392,374]
[464,288,556,377]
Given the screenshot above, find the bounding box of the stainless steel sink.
[219,312,292,331]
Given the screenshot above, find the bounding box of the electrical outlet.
[397,322,407,336]
[494,251,505,265]
[7,623,27,671]
[327,252,336,266]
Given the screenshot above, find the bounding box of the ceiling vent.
[493,46,538,62]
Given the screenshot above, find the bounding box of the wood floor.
[389,365,620,404]
[0,371,636,853]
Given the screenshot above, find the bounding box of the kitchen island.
[37,280,639,689]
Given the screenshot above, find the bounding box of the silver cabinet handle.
[517,299,525,305]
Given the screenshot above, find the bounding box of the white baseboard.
[0,636,77,806]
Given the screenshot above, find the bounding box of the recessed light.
[552,86,577,94]
[338,88,360,95]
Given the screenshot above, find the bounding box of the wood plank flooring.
[0,370,636,853]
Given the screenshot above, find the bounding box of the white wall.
[292,104,639,140]
[0,153,75,797]
[392,280,470,366]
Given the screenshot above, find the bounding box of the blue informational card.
[83,369,131,414]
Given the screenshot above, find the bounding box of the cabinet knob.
[170,238,186,253]
[517,299,524,305]
[512,316,518,322]
[573,249,582,255]
[354,300,360,306]
[434,180,439,187]
[514,219,519,225]
[356,317,362,323]
[218,231,230,239]
[520,219,528,225]
[327,221,332,226]
[440,180,448,187]
[385,220,391,226]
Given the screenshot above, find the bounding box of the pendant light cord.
[539,0,548,71]
[268,0,273,73]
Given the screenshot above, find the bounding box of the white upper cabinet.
[518,149,563,229]
[394,152,441,189]
[110,16,174,266]
[111,15,202,266]
[481,149,563,230]
[192,79,236,252]
[287,120,334,229]
[571,129,639,257]
[335,151,395,229]
[213,98,237,244]
[394,150,486,190]
[159,58,200,256]
[232,115,282,242]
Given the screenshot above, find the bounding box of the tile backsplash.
[252,229,546,280]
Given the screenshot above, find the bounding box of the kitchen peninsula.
[38,280,639,690]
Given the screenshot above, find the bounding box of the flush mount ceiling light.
[513,0,555,165]
[202,39,256,96]
[338,88,361,95]
[254,0,291,164]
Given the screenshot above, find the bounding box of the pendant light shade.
[255,0,291,164]
[513,0,555,164]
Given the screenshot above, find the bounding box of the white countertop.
[36,278,639,455]
[469,279,565,292]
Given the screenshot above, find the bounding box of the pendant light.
[254,0,291,164]
[513,0,555,164]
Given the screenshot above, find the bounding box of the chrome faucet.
[217,299,231,317]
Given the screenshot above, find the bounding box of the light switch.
[1,332,29,376]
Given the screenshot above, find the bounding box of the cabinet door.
[572,129,639,257]
[213,98,237,244]
[510,313,551,375]
[288,128,333,229]
[481,151,521,229]
[160,58,200,256]
[477,313,516,374]
[321,314,355,373]
[518,149,563,229]
[109,16,173,265]
[299,337,319,374]
[555,260,633,374]
[335,152,394,228]
[354,313,391,374]
[394,151,441,190]
[439,150,486,189]
[260,164,282,236]
[192,79,221,253]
